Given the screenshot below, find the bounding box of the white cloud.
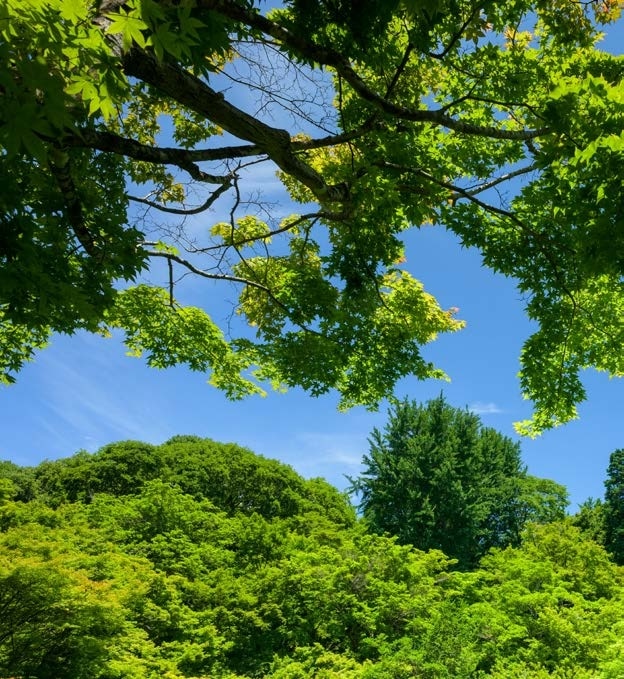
[469,401,503,415]
[267,431,367,490]
[295,432,365,467]
[33,333,171,456]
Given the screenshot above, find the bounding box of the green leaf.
[106,8,148,51]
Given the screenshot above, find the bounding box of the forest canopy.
[1,435,623,678]
[2,0,624,433]
[350,396,569,568]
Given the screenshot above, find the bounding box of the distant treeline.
[0,431,623,678]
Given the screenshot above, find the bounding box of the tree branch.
[461,163,539,198]
[386,164,580,306]
[66,129,244,183]
[129,182,232,215]
[428,3,483,60]
[196,0,548,142]
[145,248,274,292]
[48,147,99,258]
[384,43,415,99]
[290,121,380,150]
[191,211,335,253]
[120,48,350,202]
[145,247,328,338]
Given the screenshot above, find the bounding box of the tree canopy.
[2,0,623,432]
[1,436,623,678]
[604,448,624,565]
[5,435,356,523]
[349,396,568,568]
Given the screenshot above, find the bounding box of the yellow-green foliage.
[1,0,623,430]
[0,438,623,677]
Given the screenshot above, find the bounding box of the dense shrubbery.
[1,436,623,677]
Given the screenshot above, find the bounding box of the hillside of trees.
[1,425,623,678]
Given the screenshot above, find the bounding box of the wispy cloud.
[469,401,503,415]
[32,333,171,457]
[295,432,365,467]
[270,431,367,490]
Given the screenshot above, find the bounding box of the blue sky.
[1,14,623,511]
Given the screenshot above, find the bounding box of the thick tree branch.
[66,129,250,183]
[48,147,99,257]
[65,119,375,170]
[120,48,350,203]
